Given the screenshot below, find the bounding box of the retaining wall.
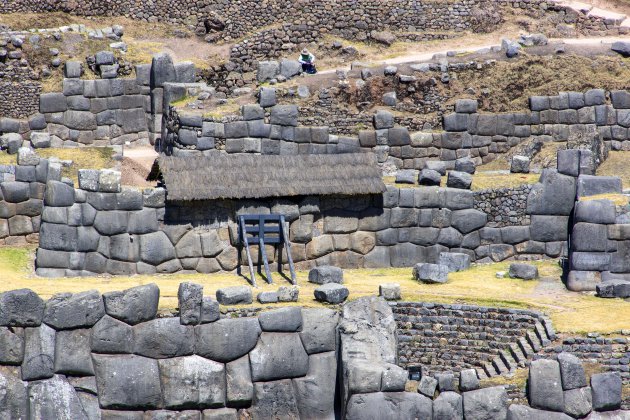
[0,284,338,418]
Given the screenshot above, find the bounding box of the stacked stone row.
[391,301,555,379]
[172,102,353,157]
[0,148,60,245]
[34,169,245,277]
[0,283,338,419]
[2,0,512,40]
[38,76,150,147]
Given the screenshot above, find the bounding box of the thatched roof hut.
[157,153,386,201]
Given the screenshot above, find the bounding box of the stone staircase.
[478,316,556,380]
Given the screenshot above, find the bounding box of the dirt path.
[120,146,158,188]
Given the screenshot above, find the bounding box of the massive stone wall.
[34,167,568,277]
[0,283,338,418]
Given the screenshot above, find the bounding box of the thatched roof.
[158,153,386,201]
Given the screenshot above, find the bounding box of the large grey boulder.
[90,315,134,353]
[140,231,176,265]
[258,307,302,332]
[195,318,261,363]
[577,175,622,198]
[249,332,309,381]
[314,283,349,304]
[299,308,338,354]
[558,352,587,390]
[417,375,438,398]
[158,355,225,409]
[103,283,160,325]
[346,392,433,420]
[451,209,487,234]
[21,324,56,381]
[564,386,592,418]
[462,386,508,420]
[43,290,105,329]
[590,372,622,411]
[0,328,24,364]
[178,282,203,325]
[447,170,472,189]
[597,279,630,298]
[133,318,194,359]
[54,328,93,375]
[433,391,463,420]
[257,61,280,82]
[270,104,298,126]
[511,155,530,173]
[226,355,253,407]
[293,351,337,419]
[611,41,630,57]
[28,375,88,419]
[413,263,449,284]
[567,270,601,292]
[280,59,301,78]
[530,215,569,242]
[251,379,301,419]
[0,368,28,419]
[0,288,44,327]
[507,404,573,420]
[508,263,539,280]
[575,200,616,224]
[44,180,75,207]
[216,286,252,305]
[92,354,162,409]
[308,265,343,284]
[151,52,176,87]
[460,368,480,391]
[373,110,394,129]
[419,169,442,186]
[438,252,470,272]
[527,169,576,215]
[528,359,565,411]
[455,157,476,174]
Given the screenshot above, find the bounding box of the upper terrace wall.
[4,0,511,40]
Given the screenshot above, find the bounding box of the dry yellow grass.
[1,248,628,334]
[597,151,630,190]
[0,148,114,183]
[580,193,629,206]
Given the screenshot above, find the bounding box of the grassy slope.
[3,247,628,334]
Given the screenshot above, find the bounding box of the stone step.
[499,349,517,372]
[509,343,527,367]
[492,355,509,376]
[540,316,557,341]
[483,361,496,378]
[534,322,551,347]
[518,336,534,359]
[526,330,542,353]
[476,367,489,381]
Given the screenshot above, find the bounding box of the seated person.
[298,48,317,74]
